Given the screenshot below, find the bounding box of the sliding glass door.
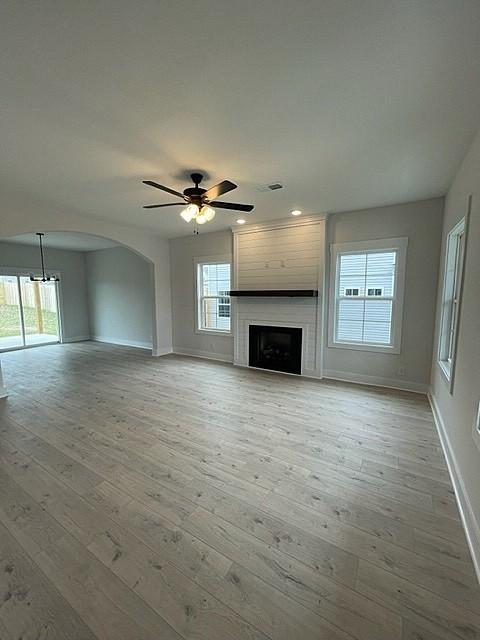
[0,274,60,351]
[0,275,24,349]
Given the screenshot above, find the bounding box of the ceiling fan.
[143,172,254,226]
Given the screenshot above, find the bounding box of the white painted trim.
[428,391,480,584]
[152,346,173,357]
[173,347,233,363]
[327,236,408,354]
[323,369,428,394]
[63,335,90,343]
[91,336,153,351]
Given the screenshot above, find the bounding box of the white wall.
[170,230,234,361]
[324,198,444,391]
[0,240,90,342]
[86,246,153,350]
[430,128,480,578]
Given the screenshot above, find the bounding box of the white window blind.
[197,262,231,332]
[328,238,407,353]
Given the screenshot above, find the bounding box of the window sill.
[195,328,232,338]
[438,359,452,384]
[328,340,400,354]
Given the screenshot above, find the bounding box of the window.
[438,218,466,386]
[196,259,231,333]
[328,238,408,353]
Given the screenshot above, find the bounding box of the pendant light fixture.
[30,233,59,282]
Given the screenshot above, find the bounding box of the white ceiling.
[1,1,480,238]
[3,232,118,252]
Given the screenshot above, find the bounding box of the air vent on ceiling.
[255,182,284,192]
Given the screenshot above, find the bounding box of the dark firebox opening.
[248,325,302,375]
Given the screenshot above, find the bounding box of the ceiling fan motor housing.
[183,186,206,203]
[184,173,206,204]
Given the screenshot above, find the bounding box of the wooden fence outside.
[0,280,57,312]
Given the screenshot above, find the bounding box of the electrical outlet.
[397,367,406,377]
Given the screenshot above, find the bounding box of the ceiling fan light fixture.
[201,205,216,222]
[180,203,199,222]
[291,209,302,216]
[143,173,254,229]
[236,218,246,225]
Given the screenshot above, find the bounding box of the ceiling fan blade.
[143,203,185,209]
[203,180,237,200]
[143,180,184,199]
[209,201,254,212]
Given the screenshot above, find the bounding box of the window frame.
[437,217,467,390]
[194,255,232,336]
[328,237,408,354]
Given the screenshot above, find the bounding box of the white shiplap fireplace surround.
[232,215,326,378]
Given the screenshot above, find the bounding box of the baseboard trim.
[62,335,90,343]
[428,391,480,584]
[152,347,173,357]
[323,369,428,394]
[173,347,233,363]
[91,336,153,351]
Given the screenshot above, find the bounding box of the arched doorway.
[0,231,155,354]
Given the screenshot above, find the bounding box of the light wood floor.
[0,342,479,640]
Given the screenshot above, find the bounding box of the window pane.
[199,262,231,331]
[439,223,465,374]
[363,300,392,344]
[0,275,23,349]
[335,249,398,347]
[19,278,59,345]
[365,252,396,297]
[337,299,365,342]
[338,254,367,295]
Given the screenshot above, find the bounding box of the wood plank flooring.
[0,342,479,640]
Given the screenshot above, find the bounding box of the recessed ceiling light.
[291,209,302,216]
[236,218,246,225]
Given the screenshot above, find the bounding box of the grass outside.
[0,304,58,337]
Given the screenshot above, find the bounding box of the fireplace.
[248,325,302,374]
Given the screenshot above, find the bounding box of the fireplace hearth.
[248,325,302,374]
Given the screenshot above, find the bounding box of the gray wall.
[324,198,444,390]
[86,246,154,349]
[0,241,90,341]
[430,128,480,572]
[170,230,234,361]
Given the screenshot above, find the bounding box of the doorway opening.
[0,274,60,351]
